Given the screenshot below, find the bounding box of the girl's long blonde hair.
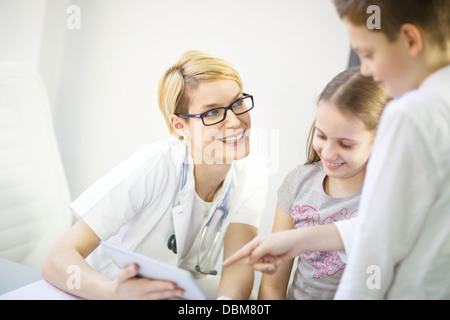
[305,66,391,164]
[158,50,243,140]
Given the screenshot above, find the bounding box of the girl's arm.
[42,219,183,300]
[258,202,296,300]
[216,223,258,299]
[223,222,344,274]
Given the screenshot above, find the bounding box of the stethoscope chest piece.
[167,234,177,254]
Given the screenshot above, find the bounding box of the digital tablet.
[100,242,208,300]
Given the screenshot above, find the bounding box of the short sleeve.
[69,145,170,240]
[277,165,303,214]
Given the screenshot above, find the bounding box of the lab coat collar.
[420,64,450,91]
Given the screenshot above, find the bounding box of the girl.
[42,50,268,300]
[255,67,389,299]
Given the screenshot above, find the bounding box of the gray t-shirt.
[278,161,360,300]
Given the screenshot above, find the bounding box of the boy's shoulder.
[389,65,450,110]
[384,67,450,128]
[380,67,450,154]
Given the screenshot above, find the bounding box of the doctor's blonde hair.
[158,50,243,139]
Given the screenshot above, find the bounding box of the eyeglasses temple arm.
[177,114,202,119]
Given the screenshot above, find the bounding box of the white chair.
[0,62,72,270]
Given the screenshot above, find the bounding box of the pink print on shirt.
[291,205,357,227]
[291,205,357,279]
[301,250,346,279]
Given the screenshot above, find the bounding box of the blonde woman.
[42,51,267,300]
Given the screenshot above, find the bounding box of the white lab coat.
[334,65,450,299]
[70,138,268,298]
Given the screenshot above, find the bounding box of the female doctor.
[42,50,268,300]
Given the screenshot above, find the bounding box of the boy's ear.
[170,114,188,137]
[400,23,424,57]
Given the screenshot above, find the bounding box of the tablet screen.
[100,242,208,300]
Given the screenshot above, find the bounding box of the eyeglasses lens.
[202,96,253,126]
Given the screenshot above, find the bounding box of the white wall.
[0,0,47,68]
[0,0,350,235]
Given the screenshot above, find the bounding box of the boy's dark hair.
[333,0,450,50]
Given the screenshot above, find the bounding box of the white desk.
[0,257,82,300]
[0,257,42,295]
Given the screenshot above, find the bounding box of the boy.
[224,0,450,299]
[332,0,450,299]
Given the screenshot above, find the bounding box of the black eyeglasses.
[177,93,254,126]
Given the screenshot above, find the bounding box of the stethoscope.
[167,150,233,275]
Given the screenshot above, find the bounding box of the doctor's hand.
[222,230,304,275]
[109,263,184,300]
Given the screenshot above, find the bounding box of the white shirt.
[69,138,268,298]
[335,65,450,299]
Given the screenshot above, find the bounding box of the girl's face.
[182,79,251,164]
[313,101,374,183]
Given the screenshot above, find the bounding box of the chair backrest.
[0,62,72,269]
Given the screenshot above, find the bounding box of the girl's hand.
[223,224,345,275]
[108,264,184,300]
[222,230,303,274]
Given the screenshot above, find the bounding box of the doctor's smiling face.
[178,79,251,165]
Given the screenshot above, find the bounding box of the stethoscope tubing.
[173,147,233,275]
